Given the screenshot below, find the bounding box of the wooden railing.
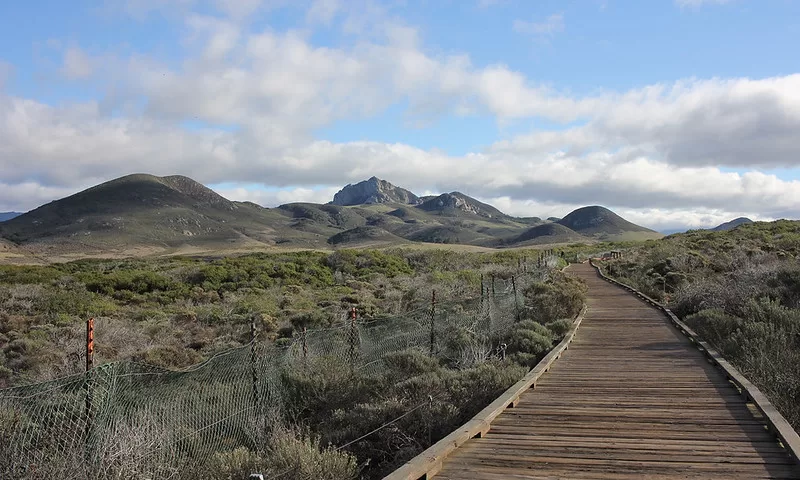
[384,305,587,480]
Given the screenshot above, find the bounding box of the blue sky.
[1,0,799,230]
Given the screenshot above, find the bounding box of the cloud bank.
[0,0,797,233]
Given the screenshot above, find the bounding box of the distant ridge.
[0,212,22,222]
[0,174,662,257]
[711,217,753,231]
[327,226,406,246]
[508,223,586,246]
[417,192,507,219]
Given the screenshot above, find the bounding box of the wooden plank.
[383,305,588,480]
[385,263,800,479]
[435,463,800,480]
[591,260,800,465]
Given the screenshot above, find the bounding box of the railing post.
[429,291,436,356]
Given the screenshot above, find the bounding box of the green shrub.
[545,318,573,338]
[383,349,441,377]
[685,309,743,346]
[139,345,203,369]
[266,428,358,480]
[523,272,586,323]
[280,357,378,423]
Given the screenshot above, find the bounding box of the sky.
[1,0,799,232]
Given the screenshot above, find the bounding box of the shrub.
[523,272,586,323]
[684,309,743,346]
[280,357,378,424]
[382,349,440,377]
[266,428,358,480]
[206,447,265,480]
[545,318,573,338]
[139,345,203,369]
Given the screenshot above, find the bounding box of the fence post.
[479,273,484,317]
[302,327,308,370]
[84,318,94,473]
[491,275,496,298]
[348,307,358,369]
[429,291,436,356]
[512,276,520,322]
[250,321,259,412]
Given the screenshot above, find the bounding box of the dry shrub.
[266,428,358,480]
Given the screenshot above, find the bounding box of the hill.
[506,223,587,246]
[327,226,407,246]
[0,212,22,222]
[0,174,298,254]
[417,192,507,219]
[557,206,663,241]
[0,174,662,259]
[330,177,420,206]
[711,217,753,231]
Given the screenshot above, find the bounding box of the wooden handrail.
[384,303,588,480]
[590,259,800,465]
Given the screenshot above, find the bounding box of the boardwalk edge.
[383,293,588,480]
[589,259,800,466]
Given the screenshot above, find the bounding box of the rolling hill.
[0,212,23,222]
[507,223,588,246]
[327,226,408,246]
[712,217,753,231]
[0,175,662,258]
[0,174,303,253]
[557,206,663,241]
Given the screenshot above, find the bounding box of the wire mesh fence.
[0,267,552,479]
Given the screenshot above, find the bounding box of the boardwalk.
[431,263,800,479]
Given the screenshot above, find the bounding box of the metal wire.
[0,267,549,479]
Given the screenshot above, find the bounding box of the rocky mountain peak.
[329,177,420,206]
[418,192,506,219]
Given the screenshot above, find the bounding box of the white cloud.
[214,185,341,206]
[2,2,799,231]
[306,0,341,25]
[0,181,85,213]
[111,0,197,20]
[477,196,769,232]
[61,47,93,80]
[0,61,13,89]
[185,14,241,60]
[2,87,798,228]
[513,14,565,36]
